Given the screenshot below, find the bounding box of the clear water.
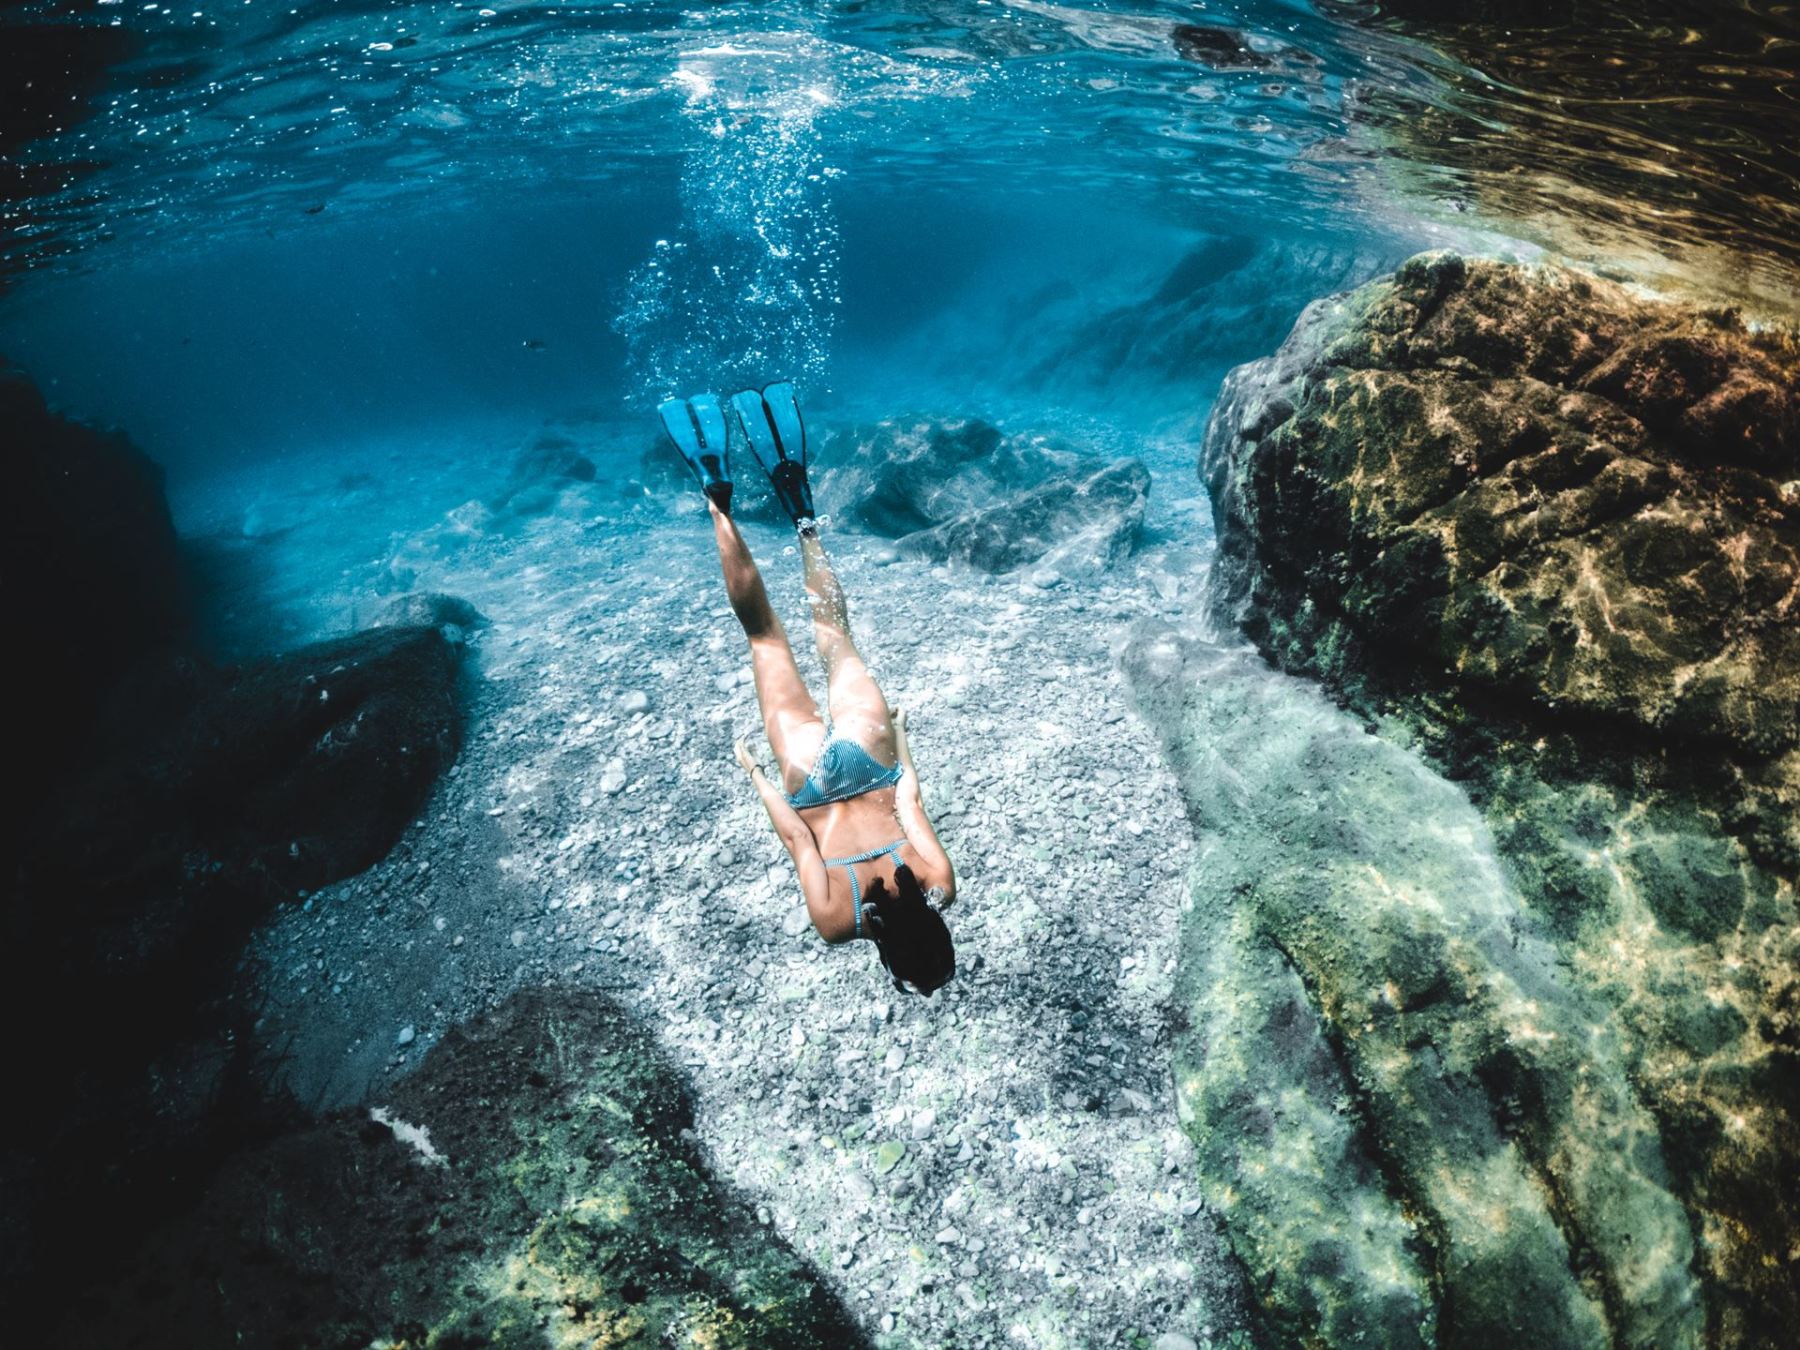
[6,0,1792,478]
[6,5,1796,1341]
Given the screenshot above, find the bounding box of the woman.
[657,382,956,996]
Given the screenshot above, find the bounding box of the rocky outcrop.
[372,588,488,634]
[1177,252,1798,1344]
[0,370,475,1331]
[73,988,866,1348]
[1205,250,1798,871]
[5,622,469,1328]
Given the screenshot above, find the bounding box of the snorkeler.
[657,383,956,997]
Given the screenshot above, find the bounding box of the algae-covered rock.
[1126,630,1701,1350]
[73,988,865,1348]
[1193,251,1798,1343]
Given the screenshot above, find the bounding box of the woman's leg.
[711,503,824,790]
[800,532,896,758]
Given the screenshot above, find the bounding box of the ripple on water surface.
[2,1,1795,307]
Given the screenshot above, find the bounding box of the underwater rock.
[41,623,466,907]
[1204,249,1798,866]
[372,588,488,633]
[2,363,190,783]
[644,413,1151,571]
[1194,251,1799,1343]
[1127,630,1699,1349]
[73,987,866,1348]
[822,417,1150,572]
[488,427,599,516]
[896,458,1150,572]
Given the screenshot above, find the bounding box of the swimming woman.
[657,383,956,996]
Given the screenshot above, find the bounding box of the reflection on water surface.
[1,0,1796,308]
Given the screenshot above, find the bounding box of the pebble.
[395,1025,416,1046]
[510,929,526,948]
[599,758,627,794]
[618,690,650,713]
[883,1045,906,1072]
[1153,1336,1199,1350]
[782,905,812,938]
[910,1108,937,1140]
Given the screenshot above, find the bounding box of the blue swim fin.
[657,393,733,512]
[729,381,815,527]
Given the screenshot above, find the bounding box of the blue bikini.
[785,735,902,809]
[786,734,907,937]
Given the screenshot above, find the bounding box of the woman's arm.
[735,739,853,942]
[890,710,956,904]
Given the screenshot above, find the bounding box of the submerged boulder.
[73,987,866,1348]
[487,427,600,517]
[895,458,1150,572]
[1127,631,1699,1349]
[372,588,488,634]
[822,418,1149,572]
[1205,251,1798,865]
[1182,251,1798,1344]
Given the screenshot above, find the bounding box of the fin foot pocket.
[729,381,815,525]
[656,393,733,510]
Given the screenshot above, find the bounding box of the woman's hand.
[734,737,761,777]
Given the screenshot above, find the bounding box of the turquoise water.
[4,3,1797,1345]
[10,0,1792,478]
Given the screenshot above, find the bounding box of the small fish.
[521,337,547,351]
[303,202,326,215]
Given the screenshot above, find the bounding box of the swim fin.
[730,381,816,528]
[657,393,733,512]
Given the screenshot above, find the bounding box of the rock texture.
[74,988,865,1349]
[829,418,1150,573]
[1185,251,1798,1344]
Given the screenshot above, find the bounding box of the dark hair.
[861,863,954,997]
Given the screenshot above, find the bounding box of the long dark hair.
[861,863,954,997]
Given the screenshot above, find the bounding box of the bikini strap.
[823,838,907,937]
